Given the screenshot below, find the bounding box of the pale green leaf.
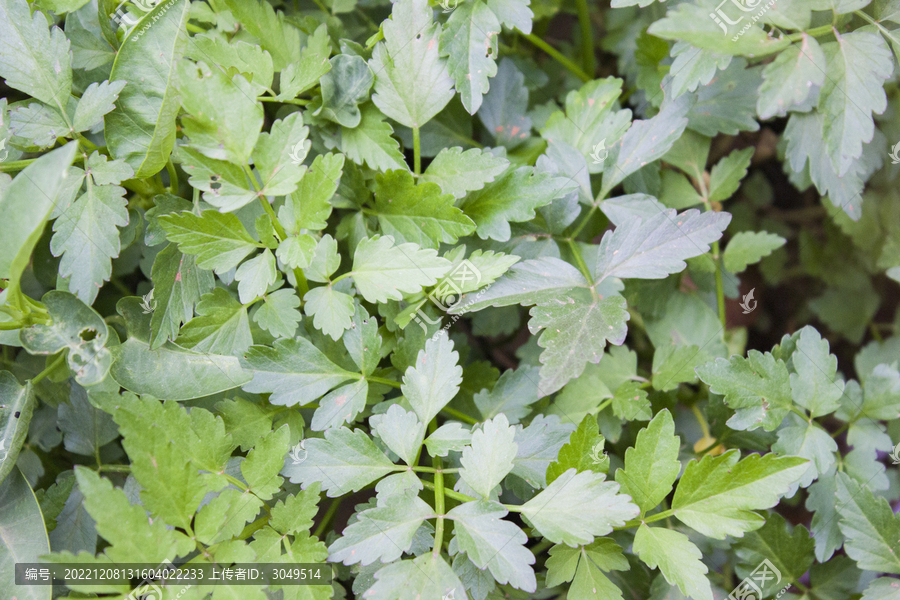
[835,472,900,574]
[633,525,713,600]
[420,147,509,199]
[616,409,681,514]
[365,553,466,600]
[0,373,35,484]
[459,413,517,498]
[473,365,540,424]
[253,289,302,339]
[159,209,260,274]
[311,379,369,431]
[176,288,253,356]
[303,285,355,341]
[350,235,452,303]
[251,111,308,196]
[440,0,500,114]
[757,34,826,120]
[234,249,276,304]
[339,104,408,172]
[722,231,786,273]
[402,332,463,424]
[0,467,50,600]
[315,54,373,128]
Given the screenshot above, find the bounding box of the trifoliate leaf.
[369,0,455,129]
[241,337,359,406]
[671,450,808,539]
[616,409,681,514]
[695,351,792,431]
[351,235,452,303]
[448,500,536,592]
[253,288,302,339]
[159,210,260,273]
[371,170,476,249]
[459,413,517,498]
[329,489,434,565]
[546,414,608,486]
[520,469,639,545]
[420,147,509,199]
[402,332,463,425]
[633,525,713,600]
[723,231,787,273]
[51,181,129,305]
[365,552,466,600]
[282,426,396,497]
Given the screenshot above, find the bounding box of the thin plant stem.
[520,33,591,82]
[412,126,421,175]
[32,353,66,385]
[574,0,596,76]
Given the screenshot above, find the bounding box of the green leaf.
[105,0,191,178]
[85,153,133,186]
[402,332,463,424]
[282,426,396,497]
[183,35,274,95]
[527,293,630,396]
[215,397,276,452]
[806,476,843,562]
[234,249,276,304]
[51,181,129,304]
[179,60,264,165]
[819,31,893,176]
[241,425,289,500]
[478,57,532,149]
[460,413,517,498]
[651,344,709,391]
[194,487,263,545]
[253,288,302,339]
[546,414,609,486]
[176,287,253,356]
[371,170,476,249]
[73,80,126,133]
[420,147,509,199]
[0,0,72,115]
[277,23,331,99]
[372,405,425,465]
[616,409,681,514]
[311,378,369,431]
[221,0,300,70]
[474,365,540,424]
[440,0,500,114]
[611,380,651,421]
[343,304,382,377]
[861,364,900,420]
[350,235,452,303]
[593,208,732,284]
[282,152,344,233]
[545,539,629,592]
[734,513,814,594]
[862,579,900,600]
[306,234,342,283]
[159,209,260,274]
[329,489,433,565]
[0,143,78,297]
[459,166,578,241]
[365,553,466,600]
[149,243,215,348]
[269,483,321,536]
[633,524,713,600]
[303,285,356,341]
[339,103,408,172]
[520,469,639,545]
[75,466,184,562]
[708,148,754,202]
[241,337,358,406]
[176,146,257,212]
[448,500,536,591]
[369,0,455,129]
[0,373,35,484]
[722,231,787,273]
[424,422,472,457]
[757,34,826,120]
[57,384,118,456]
[0,467,50,600]
[835,472,900,574]
[251,111,308,196]
[316,54,373,128]
[20,291,112,386]
[671,450,808,539]
[772,422,836,489]
[790,325,844,417]
[695,351,792,431]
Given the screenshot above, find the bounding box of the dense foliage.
[1,0,899,598]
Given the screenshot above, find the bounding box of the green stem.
[520,33,591,82]
[97,464,132,472]
[691,404,711,440]
[713,241,726,329]
[785,23,835,42]
[32,353,66,385]
[186,22,205,34]
[411,466,460,473]
[570,204,598,239]
[431,419,446,554]
[440,406,479,425]
[77,134,99,153]
[367,375,403,389]
[566,239,598,299]
[412,126,421,175]
[420,480,523,512]
[531,539,554,556]
[257,96,309,105]
[790,405,811,422]
[615,508,675,530]
[313,498,342,539]
[596,397,613,413]
[223,473,251,493]
[0,159,35,173]
[574,0,595,76]
[166,159,179,193]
